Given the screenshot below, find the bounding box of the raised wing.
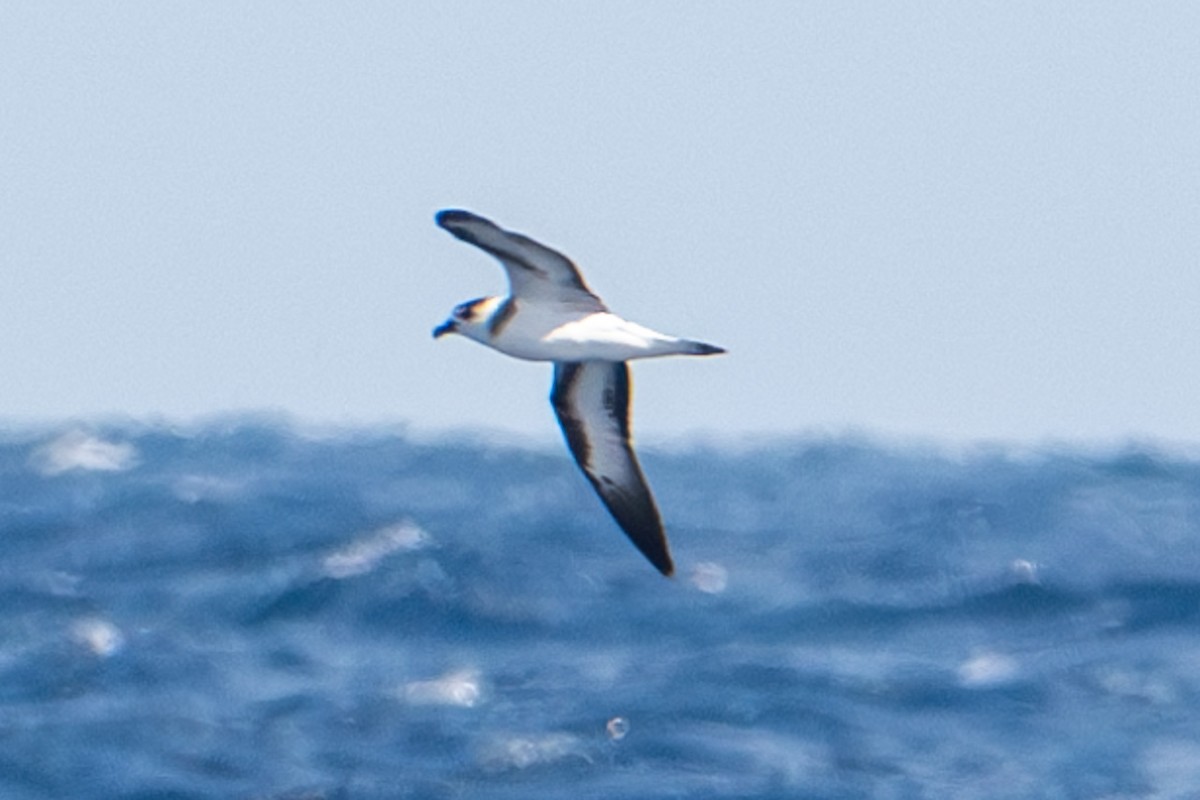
[551,361,673,576]
[436,210,605,310]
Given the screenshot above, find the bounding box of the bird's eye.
[455,299,484,320]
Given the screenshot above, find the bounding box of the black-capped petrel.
[432,210,725,576]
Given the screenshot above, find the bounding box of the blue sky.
[3,2,1198,443]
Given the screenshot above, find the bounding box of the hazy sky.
[3,2,1198,444]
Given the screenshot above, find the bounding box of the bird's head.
[433,296,499,343]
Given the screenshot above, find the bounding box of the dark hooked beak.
[432,319,456,339]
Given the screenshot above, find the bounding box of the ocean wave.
[2,421,1199,798]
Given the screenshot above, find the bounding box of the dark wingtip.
[435,209,481,229]
[636,531,675,577]
[688,341,726,356]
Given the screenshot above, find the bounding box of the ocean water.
[3,422,1200,799]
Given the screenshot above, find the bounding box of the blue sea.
[3,421,1200,799]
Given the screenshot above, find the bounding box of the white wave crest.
[31,431,138,476]
[71,617,125,658]
[322,521,430,579]
[401,668,483,707]
[478,732,590,771]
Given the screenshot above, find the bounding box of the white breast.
[492,309,682,362]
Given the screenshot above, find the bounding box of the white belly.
[491,311,682,362]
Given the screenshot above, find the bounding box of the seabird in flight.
[432,210,725,576]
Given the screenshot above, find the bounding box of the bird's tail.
[680,340,726,356]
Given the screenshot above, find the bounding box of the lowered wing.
[550,360,673,576]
